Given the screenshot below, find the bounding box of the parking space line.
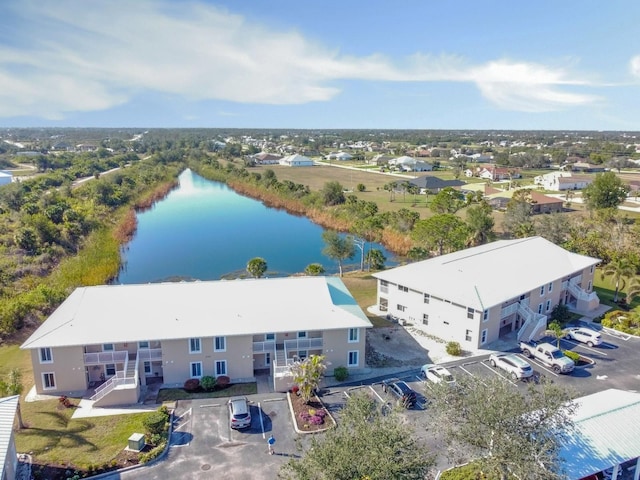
[258,402,266,439]
[525,357,559,377]
[561,338,608,356]
[368,385,387,404]
[200,403,222,408]
[457,365,488,386]
[602,327,631,341]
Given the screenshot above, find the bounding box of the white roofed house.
[372,237,600,349]
[390,155,433,172]
[279,153,314,167]
[21,277,371,406]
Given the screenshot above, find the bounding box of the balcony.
[253,340,276,353]
[84,350,128,365]
[137,348,162,361]
[284,337,323,351]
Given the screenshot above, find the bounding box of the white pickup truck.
[519,341,574,374]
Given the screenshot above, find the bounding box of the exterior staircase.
[516,302,547,342]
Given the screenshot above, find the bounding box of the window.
[467,307,474,319]
[587,280,592,291]
[144,361,152,374]
[189,338,201,354]
[348,351,359,367]
[214,336,226,352]
[138,341,149,349]
[42,372,56,390]
[465,329,472,342]
[297,331,307,339]
[265,352,271,366]
[548,282,553,293]
[483,310,489,322]
[397,304,406,312]
[590,265,594,274]
[540,285,545,296]
[215,360,227,376]
[106,364,116,376]
[102,343,114,352]
[422,314,429,325]
[424,293,430,304]
[380,280,388,286]
[538,303,543,314]
[443,320,450,325]
[39,347,53,364]
[519,294,526,301]
[298,350,308,360]
[190,362,203,378]
[265,333,275,341]
[481,329,488,344]
[348,328,359,343]
[398,284,408,292]
[546,300,551,312]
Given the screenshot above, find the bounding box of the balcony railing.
[84,350,128,365]
[137,348,162,361]
[253,341,276,353]
[284,337,323,351]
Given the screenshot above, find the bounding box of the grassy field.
[593,268,640,310]
[342,271,393,328]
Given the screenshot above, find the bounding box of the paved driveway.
[108,393,300,480]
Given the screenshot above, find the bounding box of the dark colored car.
[381,378,417,408]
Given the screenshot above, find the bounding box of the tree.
[600,256,637,302]
[465,201,495,246]
[246,257,267,278]
[582,172,630,211]
[627,276,640,305]
[304,263,325,276]
[0,369,25,429]
[427,375,576,480]
[503,190,534,239]
[322,230,355,277]
[546,321,565,348]
[429,187,465,214]
[412,214,469,256]
[290,354,326,404]
[535,213,571,245]
[281,393,433,479]
[320,181,346,206]
[365,248,386,271]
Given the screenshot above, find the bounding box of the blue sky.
[1,0,639,130]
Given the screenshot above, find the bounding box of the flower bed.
[288,392,335,433]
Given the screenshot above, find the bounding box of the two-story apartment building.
[373,237,600,349]
[21,276,371,407]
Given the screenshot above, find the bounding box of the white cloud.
[631,55,640,78]
[0,0,599,119]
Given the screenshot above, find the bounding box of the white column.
[634,457,640,480]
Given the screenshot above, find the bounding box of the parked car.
[228,396,252,429]
[420,364,456,386]
[565,327,602,347]
[489,353,534,380]
[381,378,417,408]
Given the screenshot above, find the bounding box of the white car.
[565,327,602,347]
[421,364,456,386]
[489,353,534,380]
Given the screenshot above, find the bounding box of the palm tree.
[545,321,566,349]
[246,257,267,278]
[626,276,640,305]
[290,355,327,404]
[600,257,637,302]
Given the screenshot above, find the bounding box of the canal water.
[116,169,396,283]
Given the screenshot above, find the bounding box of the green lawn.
[342,272,394,328]
[0,343,33,392]
[593,269,640,310]
[157,382,257,402]
[15,398,155,470]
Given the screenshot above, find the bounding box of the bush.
[601,310,640,335]
[140,442,166,464]
[440,462,498,480]
[446,341,462,356]
[143,411,168,435]
[563,350,580,364]
[200,375,216,391]
[215,375,230,389]
[183,378,200,392]
[356,183,366,192]
[333,366,349,382]
[549,303,571,324]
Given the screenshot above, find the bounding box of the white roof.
[561,389,640,479]
[373,237,600,310]
[21,277,372,349]
[280,154,313,165]
[0,395,19,480]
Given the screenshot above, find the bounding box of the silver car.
[565,327,602,347]
[489,353,533,380]
[228,396,252,429]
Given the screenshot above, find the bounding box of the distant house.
[369,154,393,166]
[0,395,20,480]
[535,172,593,191]
[485,188,563,214]
[564,162,606,173]
[75,144,98,152]
[477,165,521,181]
[280,154,314,167]
[251,152,282,165]
[325,151,353,161]
[468,153,492,163]
[408,176,465,194]
[51,141,72,151]
[0,171,12,186]
[390,156,433,172]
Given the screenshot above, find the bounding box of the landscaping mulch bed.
[289,392,334,433]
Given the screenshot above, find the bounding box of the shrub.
[446,341,462,356]
[549,303,571,324]
[309,414,324,425]
[356,183,366,192]
[601,310,640,335]
[183,378,200,392]
[291,385,300,395]
[140,442,166,464]
[200,375,216,391]
[143,411,168,435]
[215,375,230,389]
[146,432,164,447]
[563,350,580,364]
[333,366,349,382]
